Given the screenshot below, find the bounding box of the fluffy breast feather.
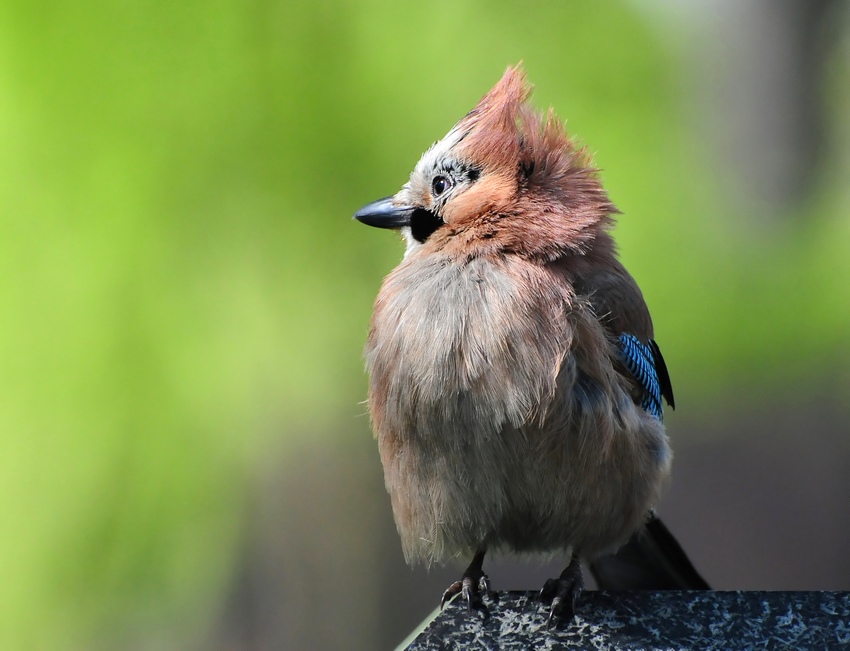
[367,253,573,441]
[365,252,670,564]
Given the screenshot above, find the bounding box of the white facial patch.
[400,226,420,258]
[407,124,467,198]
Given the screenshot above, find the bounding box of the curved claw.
[461,578,477,612]
[546,597,561,629]
[538,577,558,602]
[440,580,464,610]
[540,556,584,629]
[478,573,491,596]
[440,551,492,621]
[443,575,491,620]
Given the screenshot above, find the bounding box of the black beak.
[353,196,415,229]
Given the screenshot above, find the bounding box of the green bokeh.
[0,1,847,648]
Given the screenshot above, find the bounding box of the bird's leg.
[539,554,584,628]
[440,549,491,619]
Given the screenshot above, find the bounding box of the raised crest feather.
[423,64,619,262]
[454,65,605,195]
[453,65,532,171]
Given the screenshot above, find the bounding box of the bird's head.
[354,65,618,262]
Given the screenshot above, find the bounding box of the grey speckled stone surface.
[402,591,850,650]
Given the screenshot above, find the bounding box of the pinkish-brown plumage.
[356,65,677,622]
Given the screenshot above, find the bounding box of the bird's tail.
[589,513,710,590]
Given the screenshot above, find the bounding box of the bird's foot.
[539,555,584,629]
[440,550,492,620]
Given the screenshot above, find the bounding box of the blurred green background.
[1,1,848,649]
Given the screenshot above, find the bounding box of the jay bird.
[354,65,708,626]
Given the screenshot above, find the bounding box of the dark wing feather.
[649,339,675,410]
[590,513,710,590]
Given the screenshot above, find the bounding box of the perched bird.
[355,65,707,625]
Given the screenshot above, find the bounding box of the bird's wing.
[616,334,675,419]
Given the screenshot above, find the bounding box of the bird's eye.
[431,175,452,197]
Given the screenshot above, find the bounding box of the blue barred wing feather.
[617,334,675,420]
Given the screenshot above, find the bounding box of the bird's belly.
[366,255,670,564]
[388,415,667,565]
